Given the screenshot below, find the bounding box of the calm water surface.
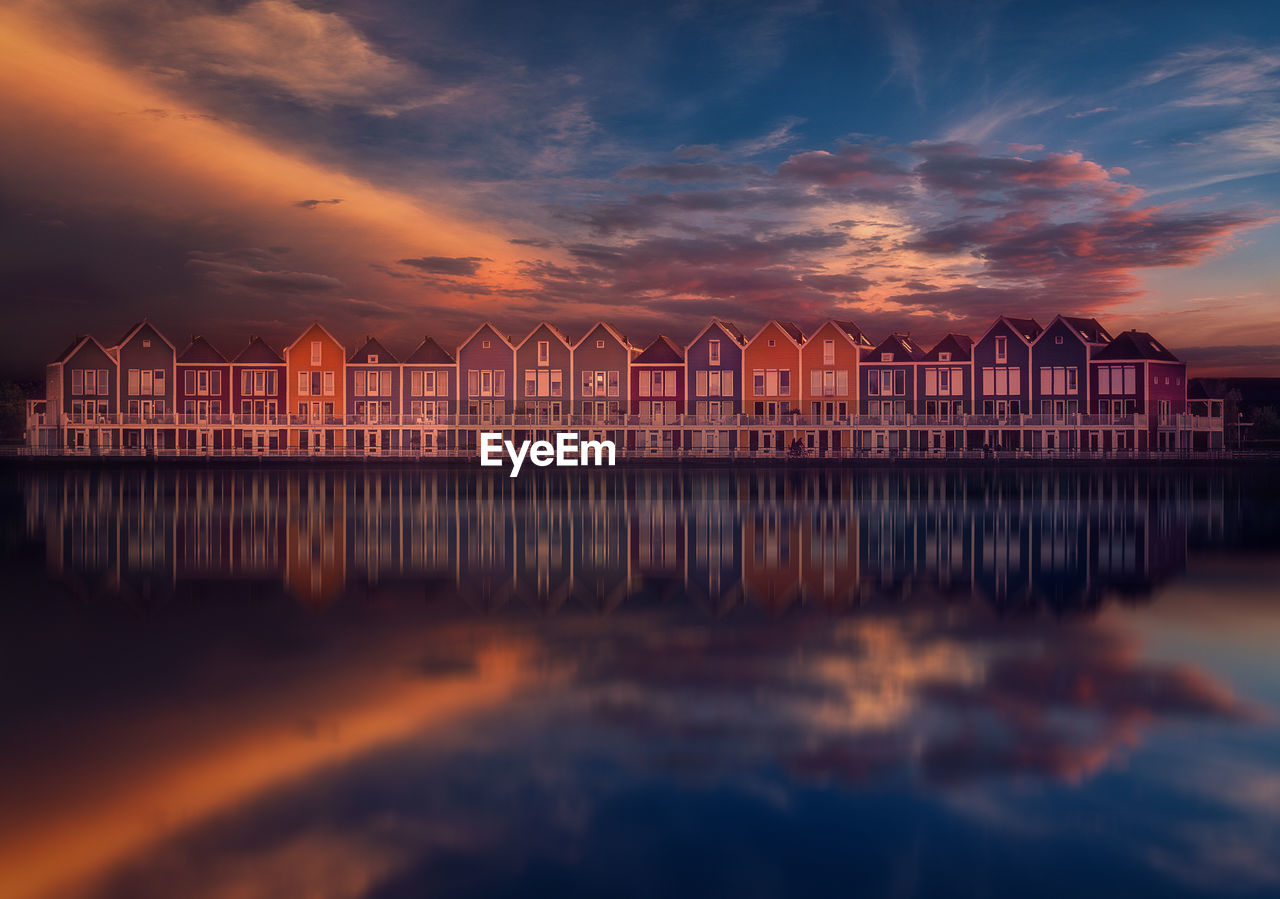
[1,464,1278,899]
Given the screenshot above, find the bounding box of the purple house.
[515,322,572,423]
[1090,330,1188,451]
[973,316,1042,447]
[346,337,399,451]
[402,337,455,415]
[572,321,632,421]
[456,323,516,448]
[860,333,924,451]
[686,319,746,420]
[176,336,231,451]
[1032,316,1111,419]
[47,334,117,450]
[112,320,176,449]
[917,333,973,422]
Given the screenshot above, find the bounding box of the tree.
[0,382,29,444]
[1252,406,1280,441]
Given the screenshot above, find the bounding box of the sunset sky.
[1,0,1277,377]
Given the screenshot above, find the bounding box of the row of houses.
[27,315,1222,456]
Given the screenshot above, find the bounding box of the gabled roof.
[284,321,344,354]
[922,333,973,362]
[112,319,175,352]
[748,320,805,348]
[833,320,873,347]
[458,321,516,352]
[404,336,455,365]
[516,321,571,350]
[633,335,685,364]
[347,336,398,364]
[232,336,284,364]
[1060,316,1112,345]
[687,318,747,350]
[177,336,227,364]
[865,333,925,362]
[1004,316,1043,342]
[51,335,91,365]
[573,320,633,351]
[1092,330,1181,362]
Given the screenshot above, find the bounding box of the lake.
[1,463,1278,898]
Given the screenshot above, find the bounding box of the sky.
[0,0,1277,377]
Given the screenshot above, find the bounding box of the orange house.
[743,320,805,453]
[799,319,872,453]
[284,323,346,451]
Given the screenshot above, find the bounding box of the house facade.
[232,336,287,453]
[285,323,345,451]
[113,320,176,450]
[973,316,1042,449]
[860,333,925,451]
[629,336,685,453]
[917,334,973,451]
[515,323,572,425]
[744,321,805,454]
[685,319,746,455]
[1029,316,1111,452]
[401,336,456,454]
[176,336,231,452]
[1091,330,1188,451]
[456,322,516,449]
[346,337,400,452]
[799,320,869,454]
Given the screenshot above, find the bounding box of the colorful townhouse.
[456,322,516,449]
[573,321,632,450]
[346,337,400,453]
[515,322,572,427]
[1090,330,1188,452]
[176,336,231,453]
[685,319,747,454]
[860,333,925,451]
[231,336,287,453]
[629,336,685,453]
[744,320,805,454]
[799,319,870,454]
[401,336,456,454]
[1030,316,1111,452]
[285,322,345,451]
[917,334,973,451]
[47,334,117,451]
[28,312,1215,457]
[114,320,176,451]
[973,316,1042,449]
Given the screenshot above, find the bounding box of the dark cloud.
[509,237,554,248]
[396,256,488,276]
[618,162,762,182]
[776,146,910,187]
[292,198,342,209]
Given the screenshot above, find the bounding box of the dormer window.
[368,354,378,363]
[938,352,951,362]
[881,353,893,363]
[596,339,605,349]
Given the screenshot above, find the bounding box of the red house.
[629,335,685,453]
[231,336,287,453]
[176,336,231,452]
[1090,330,1187,451]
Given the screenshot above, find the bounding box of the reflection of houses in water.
[24,468,1218,612]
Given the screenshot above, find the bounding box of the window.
[893,370,905,396]
[154,370,165,396]
[368,354,378,364]
[596,339,605,349]
[526,370,537,395]
[72,369,83,395]
[411,370,422,396]
[994,336,1007,363]
[323,371,334,396]
[468,370,479,397]
[823,340,835,366]
[768,339,776,347]
[128,369,140,395]
[185,371,196,394]
[481,370,493,396]
[482,340,490,349]
[141,369,153,395]
[1055,336,1063,345]
[835,371,848,396]
[607,371,619,397]
[939,352,951,362]
[425,371,437,396]
[779,370,790,396]
[709,340,721,365]
[310,340,322,365]
[981,366,1021,396]
[697,370,708,397]
[142,339,151,348]
[581,371,594,398]
[640,371,651,396]
[538,341,549,366]
[867,373,879,396]
[550,370,562,396]
[881,353,893,363]
[98,370,108,395]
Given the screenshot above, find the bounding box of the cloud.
[293,198,342,209]
[188,251,344,292]
[397,256,489,276]
[158,0,439,115]
[1067,106,1119,118]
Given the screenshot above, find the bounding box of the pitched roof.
[177,336,227,364]
[922,333,973,362]
[573,320,633,350]
[776,321,804,343]
[1092,330,1181,362]
[865,333,925,362]
[51,335,90,364]
[232,336,284,364]
[112,319,175,351]
[633,335,684,364]
[1061,316,1112,345]
[833,320,873,347]
[284,321,344,354]
[1003,316,1043,342]
[458,321,516,351]
[404,336,455,365]
[516,321,571,349]
[347,336,398,364]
